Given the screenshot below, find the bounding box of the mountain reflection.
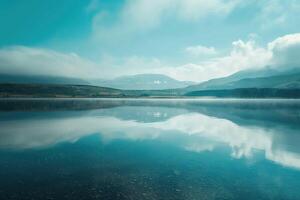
[0,99,300,170]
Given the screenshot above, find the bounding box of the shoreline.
[1,97,300,101]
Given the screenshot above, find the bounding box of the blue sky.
[1,0,300,82]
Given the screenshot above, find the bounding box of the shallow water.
[1,99,300,200]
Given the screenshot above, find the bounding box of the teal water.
[1,99,300,200]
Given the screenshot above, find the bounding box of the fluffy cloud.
[185,45,217,57]
[91,0,241,40]
[122,0,240,26]
[156,33,300,82]
[156,39,271,81]
[0,46,164,79]
[268,33,300,67]
[90,0,299,40]
[1,33,300,82]
[0,46,102,79]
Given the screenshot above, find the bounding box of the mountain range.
[90,74,195,90]
[184,67,300,92]
[1,66,300,98]
[0,73,195,90]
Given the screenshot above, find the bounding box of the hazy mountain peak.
[90,74,196,90]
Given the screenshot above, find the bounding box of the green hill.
[185,68,300,91]
[0,84,126,98]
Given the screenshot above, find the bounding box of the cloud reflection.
[0,107,300,170]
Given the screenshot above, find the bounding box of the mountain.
[0,73,195,91]
[0,74,89,85]
[90,74,195,90]
[185,67,300,92]
[221,73,300,89]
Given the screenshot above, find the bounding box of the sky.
[0,0,300,82]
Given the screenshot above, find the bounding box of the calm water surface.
[1,99,300,200]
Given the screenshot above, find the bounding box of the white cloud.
[257,0,300,30]
[0,46,101,79]
[156,39,272,82]
[1,33,300,82]
[185,45,217,57]
[176,0,240,21]
[123,0,240,26]
[0,46,165,80]
[156,33,300,82]
[91,0,241,40]
[268,33,300,67]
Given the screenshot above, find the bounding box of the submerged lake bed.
[0,98,300,200]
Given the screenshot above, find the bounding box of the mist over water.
[1,99,300,200]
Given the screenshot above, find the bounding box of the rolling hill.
[90,74,195,90]
[184,67,300,92]
[0,84,125,98]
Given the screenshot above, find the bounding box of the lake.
[1,98,300,200]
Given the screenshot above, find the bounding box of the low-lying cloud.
[158,39,271,81]
[0,46,100,79]
[0,33,300,82]
[268,33,300,67]
[157,33,300,81]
